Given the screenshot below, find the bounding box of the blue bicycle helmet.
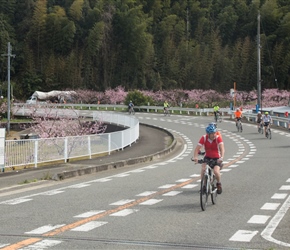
[209,122,217,128]
[206,124,217,134]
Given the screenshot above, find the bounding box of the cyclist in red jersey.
[193,124,225,194]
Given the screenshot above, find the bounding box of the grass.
[18,171,52,185]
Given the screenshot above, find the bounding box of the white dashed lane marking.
[110,209,139,216]
[140,199,163,205]
[247,215,270,224]
[261,203,280,210]
[229,230,259,242]
[71,221,108,231]
[110,199,135,206]
[25,224,65,235]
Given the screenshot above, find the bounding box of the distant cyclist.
[163,100,170,113]
[262,112,272,137]
[234,108,243,127]
[193,124,225,194]
[256,111,262,131]
[128,100,134,112]
[213,104,220,122]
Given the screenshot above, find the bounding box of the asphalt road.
[0,112,289,250]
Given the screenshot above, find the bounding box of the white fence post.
[34,140,38,168]
[64,138,68,162]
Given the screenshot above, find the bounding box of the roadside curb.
[52,124,176,181]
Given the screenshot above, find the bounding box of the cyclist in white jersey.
[262,112,272,137]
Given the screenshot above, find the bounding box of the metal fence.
[5,110,139,169]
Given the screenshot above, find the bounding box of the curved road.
[0,112,289,249]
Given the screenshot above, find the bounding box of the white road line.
[143,165,158,169]
[19,239,62,249]
[110,209,139,216]
[279,185,290,190]
[229,230,258,242]
[182,184,198,189]
[247,215,270,224]
[261,203,280,210]
[2,198,32,205]
[176,178,191,182]
[220,169,231,172]
[158,184,175,189]
[68,184,91,188]
[113,173,130,177]
[92,178,112,182]
[129,169,145,173]
[0,244,9,248]
[25,224,65,234]
[110,199,135,206]
[162,191,182,196]
[136,191,157,196]
[261,194,290,247]
[190,174,200,177]
[71,221,107,231]
[41,190,65,196]
[140,199,163,205]
[271,193,288,199]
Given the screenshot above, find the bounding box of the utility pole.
[257,11,262,110]
[1,42,15,134]
[186,6,189,50]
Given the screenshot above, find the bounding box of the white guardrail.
[5,107,139,170]
[6,103,289,170]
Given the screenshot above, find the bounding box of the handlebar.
[191,157,206,164]
[191,157,223,166]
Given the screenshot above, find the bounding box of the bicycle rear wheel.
[200,175,209,211]
[237,122,241,132]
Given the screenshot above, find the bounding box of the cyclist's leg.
[200,163,206,182]
[213,165,222,194]
[213,165,221,183]
[264,124,268,137]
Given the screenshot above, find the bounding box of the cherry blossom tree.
[27,107,107,138]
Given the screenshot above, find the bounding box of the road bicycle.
[128,107,135,115]
[192,158,218,211]
[164,107,170,116]
[215,112,222,123]
[265,124,272,139]
[236,118,243,132]
[258,122,263,134]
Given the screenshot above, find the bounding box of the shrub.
[125,90,154,106]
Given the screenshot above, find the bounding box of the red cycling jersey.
[198,134,223,158]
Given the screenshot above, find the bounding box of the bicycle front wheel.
[268,129,272,139]
[200,175,209,211]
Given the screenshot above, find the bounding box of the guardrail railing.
[14,102,290,129]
